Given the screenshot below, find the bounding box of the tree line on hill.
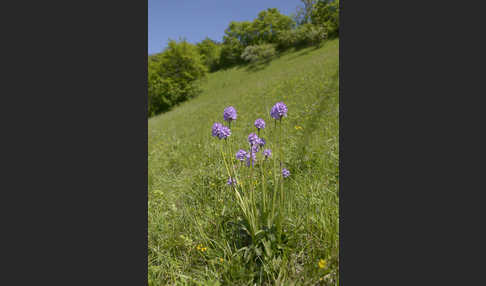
[148,0,339,117]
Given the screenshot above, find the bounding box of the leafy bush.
[197,37,222,72]
[298,24,328,46]
[241,44,276,63]
[222,9,294,47]
[276,29,300,50]
[219,36,245,68]
[148,72,169,116]
[277,24,327,49]
[311,0,339,38]
[251,8,295,44]
[223,21,255,47]
[158,40,207,85]
[219,9,294,68]
[148,40,207,117]
[293,0,320,25]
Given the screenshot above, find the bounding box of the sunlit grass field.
[148,39,339,285]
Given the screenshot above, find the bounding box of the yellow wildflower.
[318,259,327,269]
[196,244,202,250]
[219,258,224,262]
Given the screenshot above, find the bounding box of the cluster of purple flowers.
[254,118,265,130]
[258,138,265,147]
[236,149,247,161]
[223,106,237,122]
[251,144,259,153]
[263,149,272,159]
[270,102,288,120]
[234,132,265,166]
[248,133,265,146]
[282,168,290,178]
[235,149,257,166]
[247,133,259,146]
[212,104,290,179]
[211,122,231,139]
[246,132,266,155]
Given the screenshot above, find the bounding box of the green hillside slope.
[148,39,339,285]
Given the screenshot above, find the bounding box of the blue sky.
[148,0,302,55]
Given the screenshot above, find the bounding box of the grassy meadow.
[148,39,339,285]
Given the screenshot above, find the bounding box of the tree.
[219,8,294,67]
[311,0,339,38]
[219,36,245,68]
[159,40,206,81]
[148,56,172,116]
[224,21,254,46]
[251,8,295,44]
[294,0,319,25]
[148,40,207,116]
[197,37,222,72]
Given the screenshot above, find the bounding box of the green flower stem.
[279,118,284,216]
[222,140,256,240]
[260,158,266,218]
[249,145,257,224]
[220,142,231,181]
[271,120,278,225]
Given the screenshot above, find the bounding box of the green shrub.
[251,8,295,44]
[158,40,207,85]
[219,36,245,68]
[240,44,276,63]
[148,72,170,116]
[295,24,327,47]
[298,24,328,46]
[219,9,294,68]
[148,40,207,117]
[277,24,327,49]
[197,37,222,72]
[276,29,298,50]
[311,0,339,38]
